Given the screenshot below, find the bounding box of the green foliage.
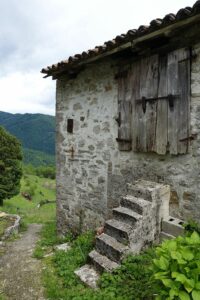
[153,232,200,300]
[54,231,94,279]
[23,176,37,198]
[0,111,55,166]
[1,174,55,224]
[184,220,200,236]
[37,223,156,300]
[23,148,55,167]
[35,166,55,179]
[0,126,22,205]
[99,250,156,300]
[0,111,55,155]
[0,217,13,239]
[33,222,72,259]
[23,164,55,179]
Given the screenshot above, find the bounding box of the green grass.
[1,174,158,299]
[1,174,56,225]
[36,222,157,300]
[0,217,13,239]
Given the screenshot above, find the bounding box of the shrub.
[99,250,156,300]
[23,176,37,198]
[153,232,200,300]
[0,126,22,205]
[40,224,156,300]
[23,164,55,179]
[184,220,200,236]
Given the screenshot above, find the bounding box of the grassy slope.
[23,148,55,167]
[35,224,156,300]
[0,174,157,300]
[1,175,56,224]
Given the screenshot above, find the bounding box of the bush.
[153,232,200,300]
[0,126,22,205]
[23,176,37,198]
[184,220,200,236]
[99,250,156,300]
[38,223,157,300]
[23,164,55,179]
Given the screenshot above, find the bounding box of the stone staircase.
[75,180,184,288]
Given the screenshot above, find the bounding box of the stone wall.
[56,44,200,235]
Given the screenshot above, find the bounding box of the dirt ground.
[0,224,46,300]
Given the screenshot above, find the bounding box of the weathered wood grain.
[167,48,190,154]
[156,55,168,154]
[118,47,190,155]
[177,52,190,153]
[131,60,141,151]
[134,54,159,152]
[117,70,132,151]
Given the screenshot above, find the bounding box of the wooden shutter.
[133,54,159,152]
[116,70,132,151]
[118,48,190,154]
[132,48,190,155]
[167,48,190,154]
[156,55,168,154]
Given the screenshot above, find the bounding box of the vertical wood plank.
[117,70,132,151]
[167,50,179,155]
[139,54,159,152]
[156,55,168,155]
[167,48,190,155]
[131,60,141,151]
[177,51,190,154]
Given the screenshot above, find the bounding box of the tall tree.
[0,126,22,206]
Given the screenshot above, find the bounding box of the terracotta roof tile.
[41,1,200,76]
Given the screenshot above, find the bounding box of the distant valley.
[0,111,55,166]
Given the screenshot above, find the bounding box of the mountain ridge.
[0,111,55,166]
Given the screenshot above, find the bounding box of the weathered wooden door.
[130,48,190,155]
[116,70,132,151]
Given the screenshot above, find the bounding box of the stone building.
[42,1,200,236]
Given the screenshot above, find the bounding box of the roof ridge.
[41,0,200,77]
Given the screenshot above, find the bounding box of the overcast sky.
[0,0,196,116]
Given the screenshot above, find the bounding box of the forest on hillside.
[0,111,55,166]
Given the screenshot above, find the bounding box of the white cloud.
[0,0,196,115]
[0,72,55,115]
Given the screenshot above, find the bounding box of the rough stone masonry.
[55,42,200,235]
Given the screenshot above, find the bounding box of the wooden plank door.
[117,70,132,151]
[156,55,168,154]
[134,54,159,152]
[167,48,190,154]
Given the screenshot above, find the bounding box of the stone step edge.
[113,206,142,222]
[105,219,132,235]
[120,195,151,214]
[96,233,129,254]
[89,249,119,273]
[122,195,151,207]
[74,264,99,289]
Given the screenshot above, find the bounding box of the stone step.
[74,264,99,289]
[127,182,153,202]
[89,250,119,273]
[120,195,151,215]
[96,233,129,263]
[160,231,174,242]
[113,206,142,226]
[162,217,184,237]
[105,219,131,244]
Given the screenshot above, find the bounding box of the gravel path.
[0,224,46,300]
